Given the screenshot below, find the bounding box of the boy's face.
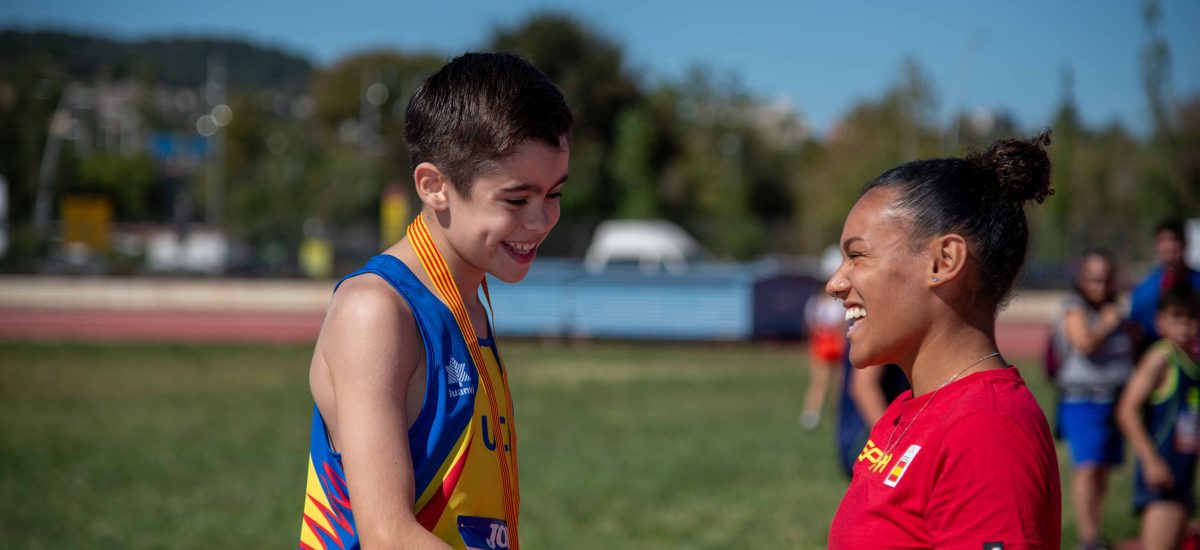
[1156,309,1199,348]
[443,138,569,283]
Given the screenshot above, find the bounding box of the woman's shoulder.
[939,369,1046,432]
[938,396,1053,462]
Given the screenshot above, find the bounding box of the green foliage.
[73,153,155,220]
[309,50,444,167]
[785,60,943,252]
[488,12,644,230]
[0,30,313,92]
[2,223,52,269]
[489,12,641,145]
[1,14,1198,269]
[610,107,662,218]
[0,77,61,230]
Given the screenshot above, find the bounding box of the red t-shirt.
[829,367,1061,549]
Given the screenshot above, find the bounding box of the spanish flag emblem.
[883,444,921,487]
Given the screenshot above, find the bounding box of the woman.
[827,134,1061,547]
[1056,251,1134,549]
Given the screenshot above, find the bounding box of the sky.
[2,0,1198,137]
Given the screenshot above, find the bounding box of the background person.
[802,291,847,430]
[1055,250,1135,549]
[1130,220,1200,355]
[1116,290,1200,550]
[835,355,908,477]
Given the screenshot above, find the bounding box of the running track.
[0,307,1053,358]
[0,276,1061,355]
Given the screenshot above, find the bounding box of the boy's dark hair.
[404,52,574,196]
[864,132,1053,311]
[1155,218,1187,246]
[1158,288,1200,319]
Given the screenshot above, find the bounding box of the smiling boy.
[299,53,572,550]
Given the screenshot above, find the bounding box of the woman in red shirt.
[827,134,1061,548]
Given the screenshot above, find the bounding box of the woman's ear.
[928,233,968,287]
[414,162,450,211]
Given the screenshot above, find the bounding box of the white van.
[583,219,704,275]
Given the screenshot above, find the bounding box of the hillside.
[0,29,314,92]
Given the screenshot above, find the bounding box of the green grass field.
[0,341,1143,548]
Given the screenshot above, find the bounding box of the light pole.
[200,54,229,228]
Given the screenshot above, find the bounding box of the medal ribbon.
[407,214,519,547]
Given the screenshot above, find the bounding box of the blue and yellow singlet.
[300,235,519,549]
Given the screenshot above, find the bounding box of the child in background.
[802,291,846,430]
[1056,250,1134,549]
[1117,290,1200,550]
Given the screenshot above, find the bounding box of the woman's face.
[825,187,932,368]
[1076,255,1114,305]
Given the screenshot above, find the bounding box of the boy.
[298,52,572,550]
[1117,290,1200,550]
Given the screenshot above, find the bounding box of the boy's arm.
[1115,345,1174,489]
[322,278,453,549]
[1063,303,1121,354]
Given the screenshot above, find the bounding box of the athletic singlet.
[1145,339,1200,460]
[299,254,518,550]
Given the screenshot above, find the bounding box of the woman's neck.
[904,319,1002,396]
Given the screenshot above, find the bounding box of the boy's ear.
[414,162,450,211]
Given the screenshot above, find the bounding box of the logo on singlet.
[448,357,474,397]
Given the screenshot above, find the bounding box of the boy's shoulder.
[1148,339,1182,360]
[316,271,427,383]
[326,273,417,337]
[333,271,406,305]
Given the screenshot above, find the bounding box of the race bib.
[458,516,510,550]
[1174,408,1200,454]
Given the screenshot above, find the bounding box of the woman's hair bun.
[968,131,1053,204]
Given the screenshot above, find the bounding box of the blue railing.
[486,259,818,341]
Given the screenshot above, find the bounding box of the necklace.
[881,351,1002,457]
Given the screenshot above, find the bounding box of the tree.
[72,153,155,220]
[488,12,643,224]
[790,58,942,253]
[1140,0,1194,215]
[310,51,445,181]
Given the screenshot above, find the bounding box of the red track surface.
[0,309,324,344]
[0,307,1053,358]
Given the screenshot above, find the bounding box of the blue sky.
[3,0,1198,137]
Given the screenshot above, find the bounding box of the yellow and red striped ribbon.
[407,214,520,548]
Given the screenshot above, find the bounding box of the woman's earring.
[931,276,940,283]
